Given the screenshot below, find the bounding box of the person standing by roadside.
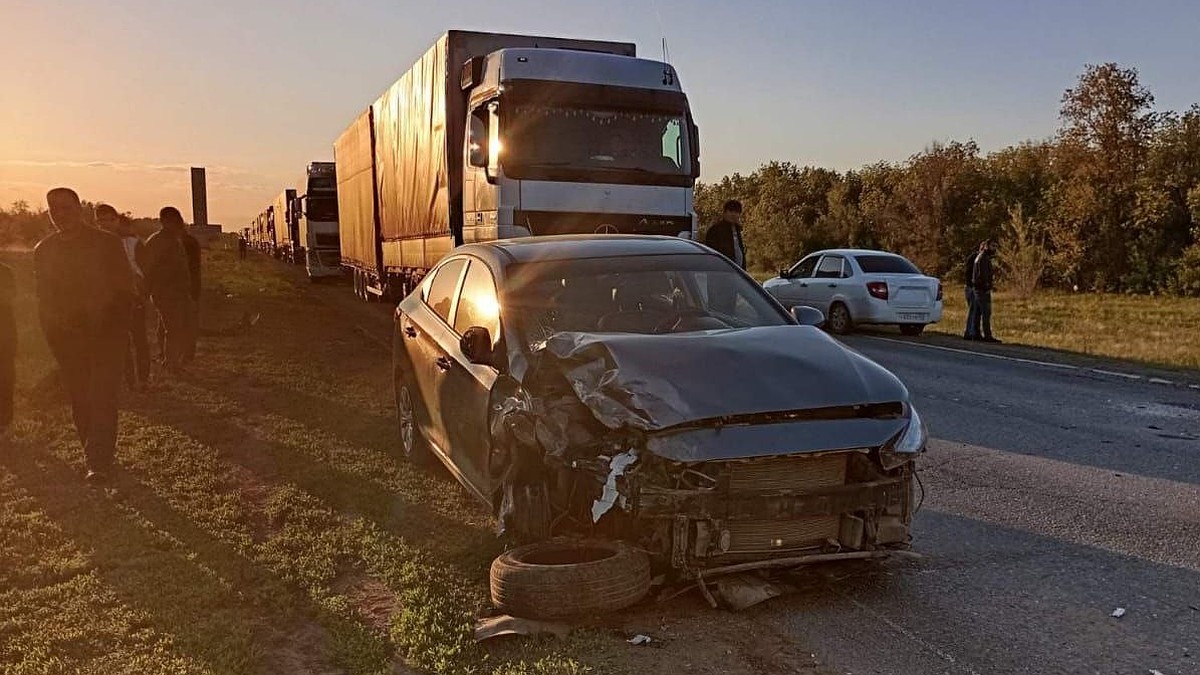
[0,262,16,433]
[141,207,193,372]
[704,200,747,269]
[180,226,201,364]
[237,234,247,260]
[971,239,1001,344]
[34,188,134,481]
[96,206,151,389]
[963,244,982,340]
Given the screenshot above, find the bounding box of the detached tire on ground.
[490,539,651,618]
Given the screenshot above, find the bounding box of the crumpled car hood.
[536,325,909,433]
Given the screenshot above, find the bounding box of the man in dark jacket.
[35,188,134,480]
[704,200,746,269]
[971,239,1000,343]
[964,246,981,340]
[180,227,201,363]
[141,207,193,371]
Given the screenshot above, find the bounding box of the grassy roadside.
[2,249,832,675]
[0,249,586,674]
[751,271,1200,371]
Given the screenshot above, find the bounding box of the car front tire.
[394,369,430,463]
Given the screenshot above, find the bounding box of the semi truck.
[334,30,700,301]
[294,162,342,279]
[272,189,299,262]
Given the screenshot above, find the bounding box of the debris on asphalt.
[1111,607,1127,618]
[473,615,571,642]
[1149,670,1164,675]
[714,573,788,611]
[627,634,653,646]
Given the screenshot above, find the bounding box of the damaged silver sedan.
[392,236,924,610]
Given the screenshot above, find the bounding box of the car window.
[840,258,854,278]
[505,253,790,347]
[454,260,501,343]
[855,255,921,274]
[815,256,844,279]
[425,258,467,324]
[790,256,818,278]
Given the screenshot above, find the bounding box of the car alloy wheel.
[829,303,852,335]
[397,384,416,457]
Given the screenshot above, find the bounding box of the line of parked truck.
[246,29,702,296]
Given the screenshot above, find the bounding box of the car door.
[810,254,846,313]
[403,257,467,458]
[775,255,820,307]
[441,258,503,499]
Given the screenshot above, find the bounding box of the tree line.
[697,63,1200,296]
[0,201,159,250]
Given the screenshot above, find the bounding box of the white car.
[763,249,943,336]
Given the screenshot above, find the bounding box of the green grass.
[932,288,1200,370]
[751,270,1200,371]
[0,249,604,674]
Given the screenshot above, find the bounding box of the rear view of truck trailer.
[335,30,700,301]
[294,162,341,279]
[272,189,299,262]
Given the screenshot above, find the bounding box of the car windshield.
[504,253,789,347]
[507,105,689,176]
[855,254,921,274]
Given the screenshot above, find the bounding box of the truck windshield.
[506,105,690,177]
[306,194,338,221]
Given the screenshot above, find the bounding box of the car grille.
[725,515,841,554]
[727,453,848,492]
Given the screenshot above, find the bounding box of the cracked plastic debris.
[591,450,638,522]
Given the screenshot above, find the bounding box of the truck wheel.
[490,539,650,619]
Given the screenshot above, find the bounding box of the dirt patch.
[333,571,398,633]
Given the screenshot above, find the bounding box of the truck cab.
[460,48,699,243]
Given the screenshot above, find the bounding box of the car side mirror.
[778,267,791,280]
[791,306,825,327]
[460,326,495,366]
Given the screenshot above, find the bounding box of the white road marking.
[861,336,1197,388]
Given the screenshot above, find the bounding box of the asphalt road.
[760,335,1200,675]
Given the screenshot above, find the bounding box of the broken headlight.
[879,405,926,470]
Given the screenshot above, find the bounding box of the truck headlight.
[880,405,926,469]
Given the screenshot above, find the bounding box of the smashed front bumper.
[626,451,915,571]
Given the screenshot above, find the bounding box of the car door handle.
[436,356,453,372]
[799,283,808,288]
[828,283,837,288]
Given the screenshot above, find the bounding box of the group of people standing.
[4,187,202,482]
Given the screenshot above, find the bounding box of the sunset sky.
[2,0,1198,229]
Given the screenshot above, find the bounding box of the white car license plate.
[899,313,928,321]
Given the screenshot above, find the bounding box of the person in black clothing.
[180,227,201,363]
[237,235,248,260]
[142,207,193,371]
[704,200,746,269]
[0,262,15,433]
[963,245,982,340]
[35,188,135,481]
[971,239,1000,343]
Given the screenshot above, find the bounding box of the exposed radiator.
[727,453,848,492]
[725,515,841,554]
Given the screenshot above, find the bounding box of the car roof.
[459,235,712,265]
[806,248,909,259]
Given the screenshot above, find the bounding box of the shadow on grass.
[0,442,335,673]
[131,379,496,568]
